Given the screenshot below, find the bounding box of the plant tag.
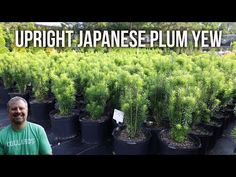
[113,109,124,124]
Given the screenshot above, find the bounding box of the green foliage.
[0,46,235,143]
[232,41,236,52]
[0,25,8,54]
[166,71,198,142]
[201,69,224,122]
[170,124,190,143]
[168,87,196,122]
[85,81,109,120]
[11,52,31,93]
[167,88,194,142]
[0,53,15,88]
[29,51,51,102]
[51,73,76,116]
[148,73,169,124]
[0,52,31,92]
[119,73,148,139]
[232,127,236,140]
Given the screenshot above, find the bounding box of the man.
[0,96,52,155]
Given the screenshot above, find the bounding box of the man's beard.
[12,115,26,125]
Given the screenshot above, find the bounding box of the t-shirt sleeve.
[0,143,4,155]
[38,127,52,155]
[0,135,4,155]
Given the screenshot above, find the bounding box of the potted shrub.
[0,54,11,106]
[231,127,236,154]
[214,59,236,122]
[143,73,170,154]
[196,68,225,149]
[0,25,8,98]
[5,52,32,106]
[158,74,201,155]
[0,53,16,106]
[0,25,9,54]
[79,80,111,144]
[28,54,54,127]
[112,73,151,155]
[188,85,214,154]
[75,57,116,145]
[50,73,79,141]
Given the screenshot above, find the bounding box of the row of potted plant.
[0,49,235,154]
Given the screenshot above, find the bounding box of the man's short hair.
[7,96,28,111]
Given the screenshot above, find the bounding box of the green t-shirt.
[0,121,52,155]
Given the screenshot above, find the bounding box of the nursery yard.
[0,48,236,155]
[0,104,235,155]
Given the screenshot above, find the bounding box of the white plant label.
[113,109,124,124]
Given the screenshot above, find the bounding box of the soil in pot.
[112,126,151,155]
[159,129,201,155]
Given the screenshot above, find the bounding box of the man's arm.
[0,128,5,155]
[0,145,5,155]
[0,135,5,155]
[38,127,53,155]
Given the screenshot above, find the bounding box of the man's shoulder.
[0,125,11,134]
[27,122,45,131]
[0,125,11,140]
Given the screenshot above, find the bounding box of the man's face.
[8,100,28,125]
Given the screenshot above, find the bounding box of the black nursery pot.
[233,94,236,103]
[112,119,118,129]
[0,86,11,106]
[112,119,124,130]
[112,126,151,155]
[29,99,54,129]
[201,120,223,139]
[79,116,111,144]
[226,102,235,110]
[224,108,235,122]
[142,121,164,154]
[158,129,201,155]
[161,117,171,129]
[212,113,229,130]
[189,126,214,154]
[200,120,223,150]
[50,110,79,141]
